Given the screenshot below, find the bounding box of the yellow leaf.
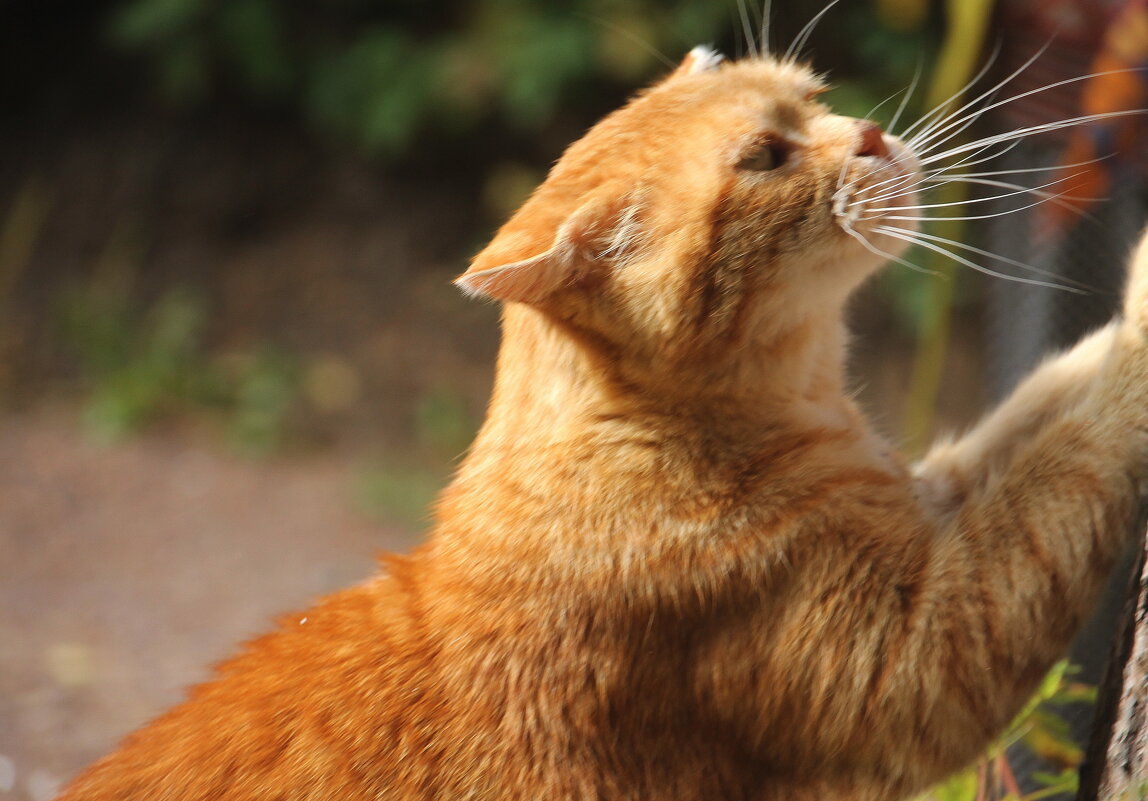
[876,0,930,32]
[926,0,995,108]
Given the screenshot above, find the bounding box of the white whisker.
[579,14,676,70]
[913,68,1146,161]
[861,183,1079,224]
[835,39,1146,292]
[904,38,1049,150]
[851,142,1028,206]
[906,85,1003,154]
[737,0,758,59]
[854,138,1040,209]
[840,221,938,276]
[861,173,1080,212]
[759,0,773,54]
[863,190,1074,222]
[872,225,1083,291]
[932,155,1107,183]
[909,93,1001,161]
[876,226,1094,291]
[888,60,924,138]
[922,175,1096,206]
[837,146,927,206]
[784,0,840,62]
[898,39,1005,144]
[919,109,1145,168]
[846,109,1023,204]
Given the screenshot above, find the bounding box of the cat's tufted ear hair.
[455,194,636,305]
[668,45,723,80]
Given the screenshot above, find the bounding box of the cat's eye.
[736,137,791,172]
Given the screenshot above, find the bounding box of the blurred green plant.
[0,177,51,314]
[0,178,52,396]
[357,384,477,529]
[356,461,447,531]
[919,660,1097,801]
[415,386,477,458]
[220,346,300,457]
[103,0,735,155]
[56,283,299,454]
[58,284,209,439]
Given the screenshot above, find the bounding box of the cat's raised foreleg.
[912,321,1117,526]
[911,232,1148,528]
[869,227,1148,789]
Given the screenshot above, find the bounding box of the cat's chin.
[831,137,921,263]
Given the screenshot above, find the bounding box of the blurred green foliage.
[56,283,299,455]
[415,386,478,458]
[919,661,1096,801]
[356,462,448,531]
[221,346,300,457]
[358,384,477,530]
[103,0,736,154]
[57,285,211,438]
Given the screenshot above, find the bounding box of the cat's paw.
[1122,225,1148,331]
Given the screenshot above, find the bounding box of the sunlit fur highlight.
[56,51,1148,801]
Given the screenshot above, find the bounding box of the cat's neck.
[468,300,856,460]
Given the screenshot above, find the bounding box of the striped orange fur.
[56,49,1148,801]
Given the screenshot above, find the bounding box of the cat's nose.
[854,121,890,159]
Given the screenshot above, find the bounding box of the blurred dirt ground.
[0,411,420,800]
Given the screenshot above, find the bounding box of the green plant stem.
[0,177,50,307]
[899,0,992,454]
[901,206,962,455]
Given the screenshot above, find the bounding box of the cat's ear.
[455,196,632,305]
[668,46,723,80]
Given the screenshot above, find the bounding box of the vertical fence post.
[1077,525,1148,801]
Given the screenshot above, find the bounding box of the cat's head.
[457,49,919,369]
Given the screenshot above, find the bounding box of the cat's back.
[56,556,447,800]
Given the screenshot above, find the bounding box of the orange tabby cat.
[57,48,1148,801]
